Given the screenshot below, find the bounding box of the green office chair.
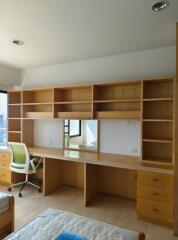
[8,142,43,197]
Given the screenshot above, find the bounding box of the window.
[64,120,81,138]
[0,91,7,146]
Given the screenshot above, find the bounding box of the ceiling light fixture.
[152,1,169,11]
[12,39,24,45]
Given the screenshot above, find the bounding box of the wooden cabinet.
[0,152,11,185]
[137,171,173,225]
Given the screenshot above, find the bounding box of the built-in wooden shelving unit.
[8,76,175,167]
[142,78,175,166]
[8,91,22,142]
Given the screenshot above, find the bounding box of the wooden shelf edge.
[54,101,92,105]
[95,111,140,119]
[8,117,22,119]
[142,139,173,144]
[143,98,173,102]
[24,112,54,119]
[8,131,21,134]
[8,103,22,106]
[142,158,173,165]
[23,102,53,105]
[57,112,93,119]
[94,99,141,103]
[142,119,173,122]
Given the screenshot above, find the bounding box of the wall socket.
[129,147,138,154]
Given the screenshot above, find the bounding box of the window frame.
[0,90,8,146]
[65,120,81,138]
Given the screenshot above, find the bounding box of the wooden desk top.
[28,147,174,175]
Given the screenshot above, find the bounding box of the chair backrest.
[8,142,30,170]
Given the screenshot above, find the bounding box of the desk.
[0,146,174,225]
[28,147,174,207]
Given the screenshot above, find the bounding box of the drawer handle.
[153,178,159,182]
[152,208,158,213]
[152,192,159,196]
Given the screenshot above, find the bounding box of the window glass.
[0,92,7,146]
[69,120,81,137]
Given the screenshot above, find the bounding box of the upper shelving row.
[8,77,174,120]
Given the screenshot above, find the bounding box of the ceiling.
[0,0,177,69]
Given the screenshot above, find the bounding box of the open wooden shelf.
[94,81,141,101]
[23,89,54,104]
[143,141,173,164]
[143,78,174,99]
[95,111,140,119]
[23,104,53,119]
[143,101,173,120]
[142,121,173,140]
[8,119,21,132]
[8,132,21,142]
[142,78,174,166]
[8,105,21,118]
[54,86,92,102]
[8,91,21,104]
[55,102,92,119]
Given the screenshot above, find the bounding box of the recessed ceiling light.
[152,1,169,11]
[12,39,24,45]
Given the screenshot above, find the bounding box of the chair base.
[8,175,41,197]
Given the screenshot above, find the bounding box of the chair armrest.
[30,158,43,171]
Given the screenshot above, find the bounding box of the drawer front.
[137,198,173,224]
[0,159,10,170]
[137,184,173,203]
[0,169,11,184]
[0,151,11,161]
[137,171,173,189]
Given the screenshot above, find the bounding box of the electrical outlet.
[129,147,138,154]
[48,140,53,146]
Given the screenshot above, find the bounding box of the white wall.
[0,63,21,90]
[34,119,63,148]
[100,120,140,155]
[21,46,175,156]
[22,46,175,88]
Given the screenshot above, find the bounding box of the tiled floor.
[0,185,177,240]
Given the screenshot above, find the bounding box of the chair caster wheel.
[7,187,11,192]
[38,188,41,193]
[19,193,22,198]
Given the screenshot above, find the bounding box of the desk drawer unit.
[137,171,173,225]
[0,151,11,184]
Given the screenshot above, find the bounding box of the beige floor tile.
[0,184,177,240]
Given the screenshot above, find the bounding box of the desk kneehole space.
[42,157,137,206]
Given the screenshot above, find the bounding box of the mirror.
[64,120,99,152]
